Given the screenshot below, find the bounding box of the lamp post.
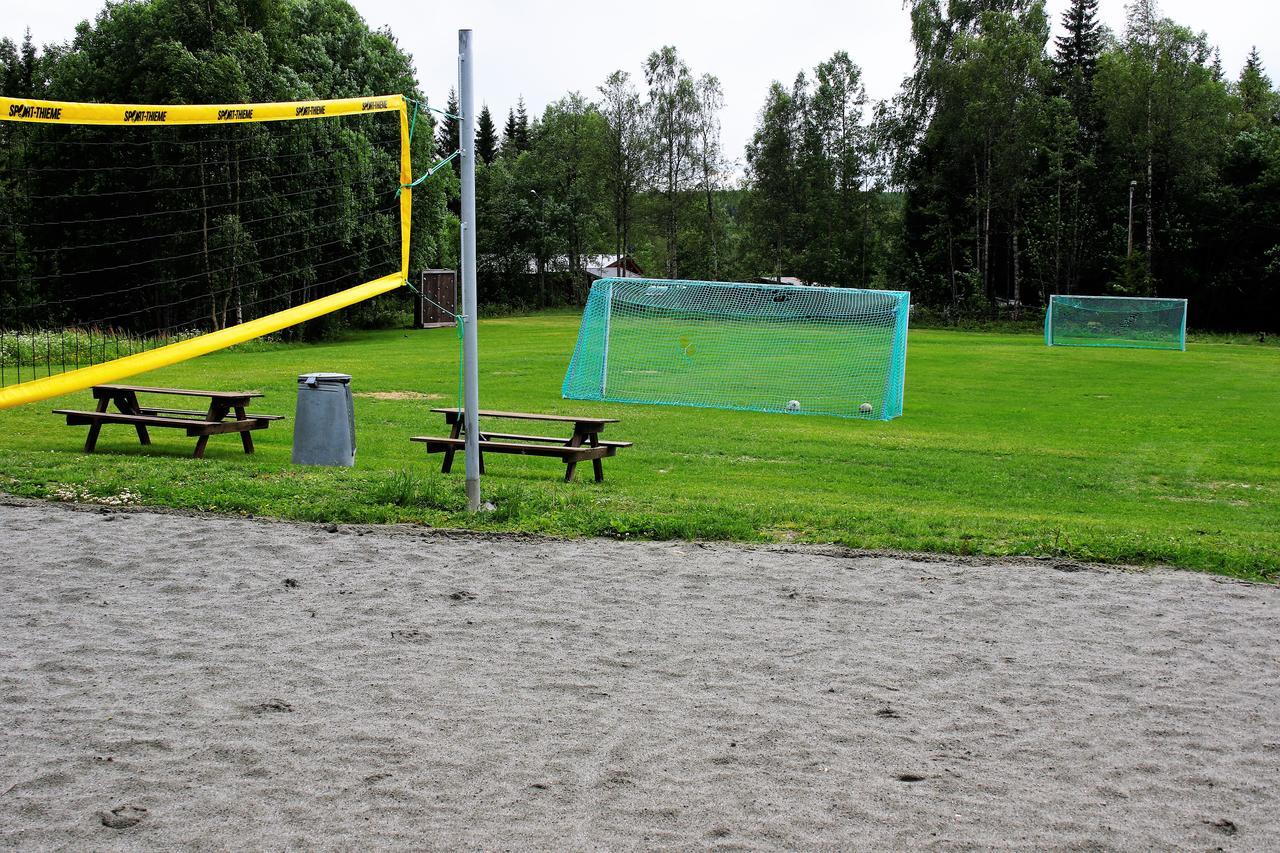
[1127,180,1137,258]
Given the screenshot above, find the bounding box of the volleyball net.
[0,93,421,409]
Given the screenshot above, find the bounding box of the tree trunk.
[1152,146,1162,279]
[1012,204,1022,319]
[947,226,958,313]
[621,184,630,272]
[703,175,718,279]
[1054,171,1063,297]
[668,142,678,278]
[974,156,982,299]
[1144,83,1154,290]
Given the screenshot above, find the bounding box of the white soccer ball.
[786,400,801,412]
[859,402,873,414]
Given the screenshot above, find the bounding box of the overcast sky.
[3,0,1277,167]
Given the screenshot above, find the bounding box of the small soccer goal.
[562,278,911,420]
[1044,295,1187,351]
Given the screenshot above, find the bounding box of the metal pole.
[459,29,481,512]
[1127,180,1137,258]
[600,280,613,397]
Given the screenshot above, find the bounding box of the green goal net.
[562,278,911,420]
[1045,295,1187,350]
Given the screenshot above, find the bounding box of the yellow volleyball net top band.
[0,94,418,410]
[1,94,405,125]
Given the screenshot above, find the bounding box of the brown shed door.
[415,269,458,327]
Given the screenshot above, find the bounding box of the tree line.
[2,0,1278,332]
[884,0,1278,330]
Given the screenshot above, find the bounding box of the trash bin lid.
[298,372,352,384]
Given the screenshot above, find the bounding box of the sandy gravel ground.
[1,498,1277,850]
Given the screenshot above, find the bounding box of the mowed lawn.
[0,313,1276,580]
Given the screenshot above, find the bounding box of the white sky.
[3,0,1278,168]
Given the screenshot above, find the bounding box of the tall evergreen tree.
[476,104,498,164]
[437,88,460,171]
[501,98,532,155]
[1239,47,1275,124]
[514,97,532,151]
[1055,0,1102,132]
[502,107,519,155]
[1055,0,1102,81]
[1045,0,1106,295]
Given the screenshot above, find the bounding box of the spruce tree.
[476,105,498,164]
[437,88,460,171]
[502,107,519,156]
[514,97,531,151]
[1055,0,1102,126]
[17,28,37,96]
[500,98,532,155]
[1055,0,1102,79]
[1239,47,1275,123]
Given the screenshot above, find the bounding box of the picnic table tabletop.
[430,407,618,425]
[93,384,263,400]
[59,384,280,458]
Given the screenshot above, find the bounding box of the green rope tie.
[454,314,466,415]
[405,96,462,121]
[396,150,459,197]
[411,286,467,413]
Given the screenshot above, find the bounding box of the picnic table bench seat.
[412,408,631,482]
[470,430,632,448]
[55,384,283,458]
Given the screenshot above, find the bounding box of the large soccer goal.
[0,93,419,409]
[562,278,911,420]
[1045,295,1188,350]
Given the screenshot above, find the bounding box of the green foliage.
[745,52,885,287]
[878,0,1279,332]
[476,104,498,165]
[597,70,645,263]
[1237,47,1277,126]
[437,87,460,168]
[505,98,532,155]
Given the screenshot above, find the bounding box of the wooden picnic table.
[411,408,630,483]
[54,384,283,458]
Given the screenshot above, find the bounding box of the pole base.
[465,478,481,513]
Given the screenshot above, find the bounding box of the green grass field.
[1,312,1277,581]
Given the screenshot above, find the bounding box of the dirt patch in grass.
[354,391,445,401]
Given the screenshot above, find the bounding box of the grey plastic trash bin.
[292,372,356,466]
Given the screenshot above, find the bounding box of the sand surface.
[1,498,1277,850]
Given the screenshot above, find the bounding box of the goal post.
[562,278,911,420]
[1045,295,1188,351]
